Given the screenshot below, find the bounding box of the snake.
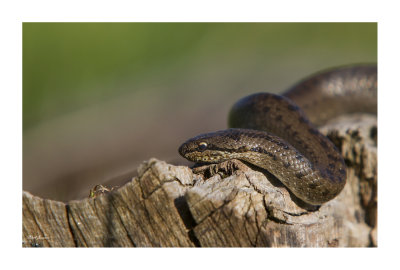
[178,64,377,205]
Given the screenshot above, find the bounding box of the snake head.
[178,129,250,164]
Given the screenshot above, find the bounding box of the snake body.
[178,65,377,205]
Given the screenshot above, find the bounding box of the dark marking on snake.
[295,171,305,179]
[287,104,299,111]
[308,183,318,190]
[319,140,329,150]
[327,153,339,161]
[227,132,242,142]
[295,154,303,161]
[308,128,319,135]
[299,116,309,124]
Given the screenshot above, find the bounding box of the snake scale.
[178,64,377,205]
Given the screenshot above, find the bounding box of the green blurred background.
[23,23,377,201]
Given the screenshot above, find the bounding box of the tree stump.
[22,114,377,247]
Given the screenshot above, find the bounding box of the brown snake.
[178,65,377,205]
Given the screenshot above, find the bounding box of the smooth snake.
[178,64,377,205]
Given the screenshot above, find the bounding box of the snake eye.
[198,142,208,151]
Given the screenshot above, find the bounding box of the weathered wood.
[22,114,377,247]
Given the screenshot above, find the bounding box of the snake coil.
[179,65,377,205]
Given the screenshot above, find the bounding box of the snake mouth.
[181,149,230,164]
